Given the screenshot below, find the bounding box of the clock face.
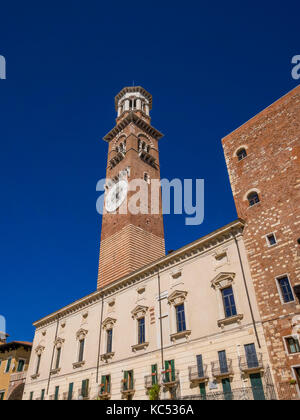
[105,180,128,213]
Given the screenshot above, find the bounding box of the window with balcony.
[218,350,229,375]
[277,275,294,303]
[222,286,237,318]
[123,370,134,391]
[286,337,300,354]
[163,360,176,383]
[244,343,259,368]
[100,375,111,396]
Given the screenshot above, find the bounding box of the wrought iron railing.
[179,385,276,400]
[239,353,263,372]
[145,373,160,388]
[188,364,208,382]
[211,358,233,377]
[162,369,180,386]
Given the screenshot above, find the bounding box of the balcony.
[239,353,264,373]
[162,370,180,388]
[121,379,135,399]
[9,371,27,383]
[144,374,161,389]
[211,359,233,378]
[188,364,209,383]
[99,386,111,400]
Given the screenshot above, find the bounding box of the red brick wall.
[222,85,300,395]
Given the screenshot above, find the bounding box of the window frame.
[175,303,186,333]
[137,317,145,344]
[78,338,85,362]
[106,329,113,354]
[283,336,300,355]
[247,191,260,207]
[221,286,237,318]
[5,357,12,373]
[276,274,295,304]
[266,232,277,247]
[17,358,26,373]
[237,148,247,161]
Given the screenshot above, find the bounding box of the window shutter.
[170,360,175,381]
[107,375,111,393]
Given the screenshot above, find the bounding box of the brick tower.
[222,85,300,397]
[97,86,165,289]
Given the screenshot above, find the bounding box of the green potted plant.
[289,379,297,385]
[149,383,160,400]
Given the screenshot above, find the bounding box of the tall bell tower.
[97,86,165,289]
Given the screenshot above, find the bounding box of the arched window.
[129,100,133,109]
[237,148,247,161]
[247,191,260,207]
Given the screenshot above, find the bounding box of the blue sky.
[0,1,299,342]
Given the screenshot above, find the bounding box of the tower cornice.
[115,86,152,111]
[103,111,164,142]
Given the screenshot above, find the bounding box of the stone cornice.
[33,219,245,329]
[103,112,163,142]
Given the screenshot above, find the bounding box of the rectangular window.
[266,233,277,246]
[218,350,228,374]
[138,318,145,344]
[222,287,237,318]
[196,354,204,378]
[17,359,25,372]
[54,386,59,400]
[151,364,158,385]
[277,276,294,303]
[67,383,74,400]
[55,347,61,369]
[123,370,134,391]
[41,389,45,401]
[78,339,85,362]
[0,391,5,400]
[221,377,232,400]
[244,343,259,368]
[164,360,175,382]
[175,304,186,332]
[36,354,41,374]
[286,337,300,354]
[29,391,34,400]
[100,375,111,394]
[199,382,206,400]
[81,379,89,398]
[5,357,12,373]
[106,329,112,354]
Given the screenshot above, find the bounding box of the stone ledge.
[217,314,244,329]
[72,361,85,369]
[131,342,149,352]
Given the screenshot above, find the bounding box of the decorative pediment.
[167,290,187,306]
[102,317,116,330]
[131,305,148,320]
[35,345,45,355]
[211,272,236,290]
[54,337,65,348]
[76,328,88,340]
